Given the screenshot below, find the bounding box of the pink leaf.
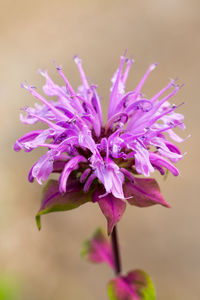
[108,269,156,300]
[36,179,92,229]
[81,228,114,270]
[93,189,126,235]
[123,178,170,208]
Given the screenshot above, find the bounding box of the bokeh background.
[0,0,199,299]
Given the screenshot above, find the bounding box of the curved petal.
[59,155,87,193]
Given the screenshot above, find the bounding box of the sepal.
[36,179,92,229]
[124,178,170,208]
[93,189,126,235]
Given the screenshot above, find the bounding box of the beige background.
[0,0,199,299]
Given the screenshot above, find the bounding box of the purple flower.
[14,54,186,233]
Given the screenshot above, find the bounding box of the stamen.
[134,63,158,98]
[149,102,184,128]
[74,55,90,91]
[54,63,76,96]
[108,55,126,118]
[91,85,103,125]
[105,112,128,134]
[22,83,66,120]
[151,79,177,102]
[114,91,136,113]
[26,112,64,131]
[122,58,134,85]
[153,84,180,111]
[125,99,153,113]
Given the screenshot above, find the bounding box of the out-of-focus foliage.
[0,274,21,300]
[108,270,156,300]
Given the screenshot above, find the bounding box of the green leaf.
[0,274,20,300]
[108,269,156,300]
[36,179,92,229]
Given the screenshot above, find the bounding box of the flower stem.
[111,225,121,275]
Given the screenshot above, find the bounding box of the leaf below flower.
[93,190,126,235]
[123,178,170,208]
[36,179,92,229]
[81,228,114,269]
[108,269,156,300]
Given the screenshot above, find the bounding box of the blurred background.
[0,0,199,299]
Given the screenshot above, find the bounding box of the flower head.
[14,54,186,233]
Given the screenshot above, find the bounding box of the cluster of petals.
[14,54,186,201]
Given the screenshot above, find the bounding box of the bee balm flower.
[14,54,186,233]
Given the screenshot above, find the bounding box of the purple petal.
[133,63,157,99]
[121,58,134,85]
[14,130,43,152]
[23,83,66,120]
[149,152,179,176]
[18,129,55,152]
[55,64,76,96]
[80,168,91,183]
[108,55,126,118]
[167,128,186,143]
[151,79,176,102]
[150,137,183,162]
[74,55,90,92]
[39,69,65,98]
[83,173,96,192]
[105,112,129,133]
[125,99,153,114]
[28,163,35,182]
[59,155,87,193]
[133,143,154,177]
[114,91,135,114]
[91,85,103,125]
[31,151,55,184]
[92,158,125,199]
